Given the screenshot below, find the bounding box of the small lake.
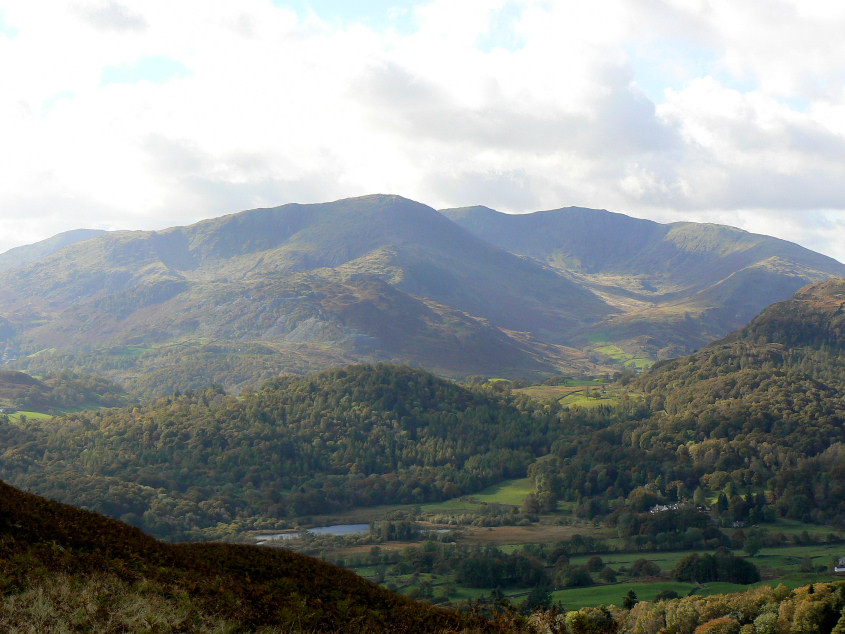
[255,523,369,544]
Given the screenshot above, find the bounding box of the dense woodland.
[0,364,565,538]
[526,283,845,533]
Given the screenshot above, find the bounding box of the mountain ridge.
[442,204,845,362]
[1,195,841,394]
[0,195,612,394]
[0,228,106,271]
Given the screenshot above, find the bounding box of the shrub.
[630,558,661,577]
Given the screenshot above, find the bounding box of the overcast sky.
[2,0,845,261]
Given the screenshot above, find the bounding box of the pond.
[255,523,369,545]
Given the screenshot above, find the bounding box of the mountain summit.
[0,195,608,394]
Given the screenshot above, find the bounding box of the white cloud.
[0,0,844,263]
[72,1,148,32]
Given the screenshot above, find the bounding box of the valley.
[270,477,844,611]
[1,200,845,630]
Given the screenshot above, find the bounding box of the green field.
[469,478,533,506]
[337,533,844,610]
[765,518,840,537]
[569,550,692,572]
[564,378,607,387]
[516,385,584,401]
[552,581,697,608]
[419,477,534,513]
[552,573,844,609]
[419,498,480,514]
[568,543,845,576]
[750,543,844,571]
[592,344,652,370]
[517,381,640,410]
[8,410,54,422]
[558,391,622,408]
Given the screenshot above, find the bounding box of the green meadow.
[469,478,534,506]
[8,410,54,422]
[552,581,698,609]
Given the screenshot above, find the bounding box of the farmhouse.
[835,557,845,574]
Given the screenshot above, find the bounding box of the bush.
[672,550,760,584]
[556,567,594,588]
[630,558,661,577]
[598,566,617,583]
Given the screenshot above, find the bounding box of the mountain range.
[0,194,841,395]
[443,205,845,360]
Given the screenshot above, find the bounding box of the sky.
[2,0,845,262]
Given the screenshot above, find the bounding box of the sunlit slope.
[443,205,845,360]
[518,280,845,532]
[0,195,611,393]
[0,228,105,271]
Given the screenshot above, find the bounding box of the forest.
[523,339,845,530]
[0,364,568,538]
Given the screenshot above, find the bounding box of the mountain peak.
[0,228,106,271]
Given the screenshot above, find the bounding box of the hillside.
[442,205,845,362]
[0,478,489,632]
[0,228,105,271]
[0,369,126,413]
[0,364,563,539]
[0,195,609,395]
[525,279,845,527]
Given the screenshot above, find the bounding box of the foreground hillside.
[0,479,495,632]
